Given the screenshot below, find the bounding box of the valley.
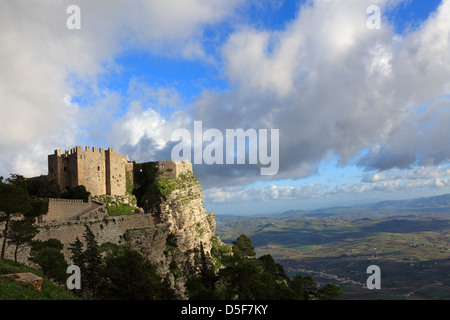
[215,195,450,300]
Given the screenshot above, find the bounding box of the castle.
[47,146,192,196]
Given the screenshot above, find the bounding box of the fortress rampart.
[39,198,107,224]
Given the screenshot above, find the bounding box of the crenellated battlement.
[54,146,116,157]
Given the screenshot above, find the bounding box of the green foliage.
[107,203,137,216]
[317,283,343,300]
[186,243,220,300]
[132,162,162,212]
[132,164,199,212]
[60,185,90,202]
[186,234,342,300]
[289,274,318,300]
[8,217,39,262]
[0,182,33,260]
[68,237,84,268]
[125,169,134,194]
[99,246,177,300]
[156,178,178,196]
[7,174,60,198]
[81,225,104,298]
[0,259,79,300]
[67,230,178,300]
[0,182,33,217]
[6,198,48,262]
[28,239,68,284]
[232,234,255,258]
[93,194,139,216]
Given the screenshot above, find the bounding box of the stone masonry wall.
[6,215,158,266]
[45,198,91,223]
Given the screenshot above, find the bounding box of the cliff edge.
[6,170,223,298]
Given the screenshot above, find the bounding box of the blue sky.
[1,0,450,216]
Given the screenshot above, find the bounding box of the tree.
[68,237,85,295]
[81,225,104,298]
[317,283,343,300]
[7,173,60,198]
[6,197,47,263]
[289,274,306,300]
[258,254,289,281]
[8,217,38,262]
[219,258,262,300]
[186,242,219,299]
[232,234,255,258]
[0,183,32,260]
[302,275,318,299]
[29,239,68,283]
[60,185,90,202]
[68,237,84,268]
[100,246,174,300]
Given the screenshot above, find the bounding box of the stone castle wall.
[5,215,158,266]
[47,146,192,198]
[45,198,90,223]
[48,146,131,196]
[41,198,108,224]
[134,160,193,179]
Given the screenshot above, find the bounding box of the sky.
[1,0,450,216]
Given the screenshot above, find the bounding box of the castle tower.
[48,146,130,196]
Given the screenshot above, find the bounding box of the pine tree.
[0,183,32,259]
[8,217,38,262]
[82,225,104,298]
[68,236,84,268]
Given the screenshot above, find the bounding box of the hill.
[278,193,450,219]
[0,259,79,300]
[215,193,450,300]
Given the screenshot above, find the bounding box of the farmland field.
[216,215,450,300]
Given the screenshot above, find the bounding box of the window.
[98,166,100,171]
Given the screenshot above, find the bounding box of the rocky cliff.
[6,170,222,298]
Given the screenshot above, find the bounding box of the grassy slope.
[0,259,79,300]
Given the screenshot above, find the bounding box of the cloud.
[1,0,450,203]
[362,166,450,182]
[204,164,450,204]
[0,0,244,178]
[190,0,450,188]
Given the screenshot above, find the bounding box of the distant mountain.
[277,193,450,219]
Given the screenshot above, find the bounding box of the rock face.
[6,171,220,298]
[2,273,43,292]
[124,171,218,294]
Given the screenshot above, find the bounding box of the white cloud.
[362,166,450,182]
[0,0,243,178]
[1,0,450,209]
[204,165,450,204]
[193,0,450,188]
